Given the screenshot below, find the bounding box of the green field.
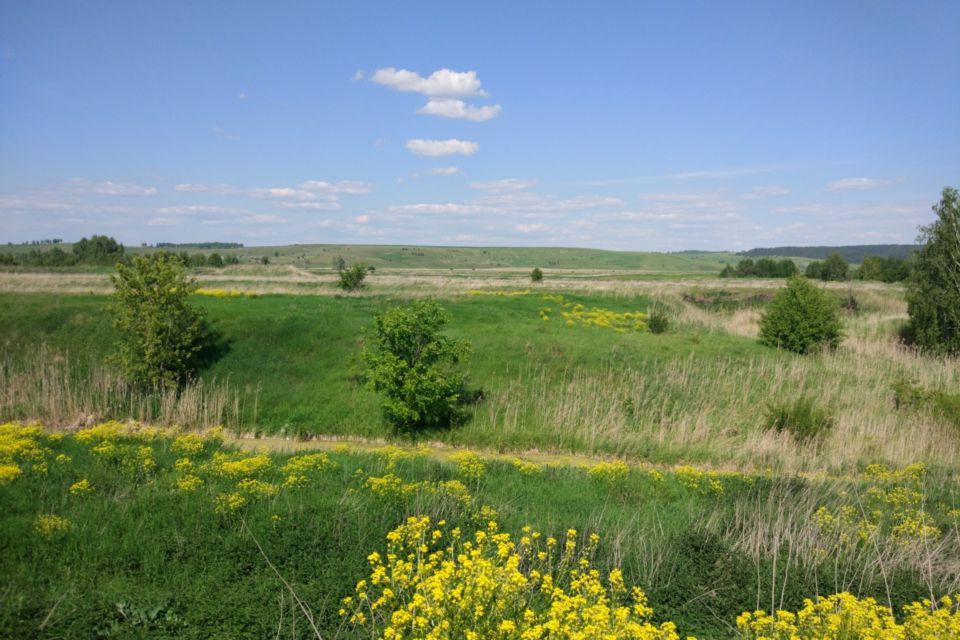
[2,424,956,639]
[2,262,959,639]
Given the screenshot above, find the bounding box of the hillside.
[3,242,740,272]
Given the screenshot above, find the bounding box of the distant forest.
[739,244,920,262]
[155,242,244,249]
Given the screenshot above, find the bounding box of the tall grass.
[469,340,960,472]
[0,345,254,430]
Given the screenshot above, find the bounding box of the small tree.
[361,301,472,432]
[758,276,842,354]
[820,252,849,281]
[338,263,368,291]
[904,187,960,354]
[530,267,544,283]
[109,253,205,388]
[72,234,124,265]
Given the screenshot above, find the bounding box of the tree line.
[0,235,242,268]
[721,252,911,282]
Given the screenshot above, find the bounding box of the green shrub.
[648,308,670,334]
[337,263,368,291]
[109,253,205,389]
[764,397,834,441]
[360,301,473,432]
[893,377,960,428]
[758,276,842,354]
[530,267,544,283]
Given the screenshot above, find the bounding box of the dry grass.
[0,345,255,430]
[473,330,960,473]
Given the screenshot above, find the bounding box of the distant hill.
[738,244,920,262]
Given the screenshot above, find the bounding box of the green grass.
[2,426,954,639]
[3,287,959,474]
[0,291,769,439]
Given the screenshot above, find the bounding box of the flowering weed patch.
[342,517,685,640]
[539,293,649,333]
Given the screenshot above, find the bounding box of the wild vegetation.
[2,422,958,639]
[2,205,959,637]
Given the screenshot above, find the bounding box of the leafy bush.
[893,377,960,428]
[758,276,842,354]
[109,253,206,388]
[904,187,960,355]
[648,308,670,334]
[337,263,368,291]
[360,300,472,432]
[530,266,543,282]
[764,397,834,441]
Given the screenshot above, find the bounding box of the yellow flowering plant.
[736,592,960,640]
[343,516,684,640]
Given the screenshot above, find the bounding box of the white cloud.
[237,91,247,100]
[388,203,496,215]
[417,99,501,121]
[297,180,372,194]
[387,190,621,219]
[201,213,287,225]
[68,179,158,196]
[370,67,487,97]
[406,138,478,157]
[468,178,535,192]
[515,223,545,233]
[827,177,891,191]
[275,201,342,210]
[173,183,236,194]
[355,214,370,223]
[241,214,286,224]
[147,217,180,226]
[743,186,789,199]
[154,205,245,215]
[422,166,461,176]
[351,70,365,82]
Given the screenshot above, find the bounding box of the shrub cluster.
[893,378,960,429]
[758,276,842,354]
[720,257,797,278]
[764,397,834,441]
[337,262,369,291]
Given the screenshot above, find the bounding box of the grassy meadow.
[2,249,959,638]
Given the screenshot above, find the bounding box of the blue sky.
[1,1,958,250]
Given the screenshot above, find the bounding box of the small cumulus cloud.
[827,177,892,191]
[370,67,487,97]
[356,214,370,223]
[237,91,247,101]
[351,69,365,82]
[406,138,478,157]
[417,99,501,122]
